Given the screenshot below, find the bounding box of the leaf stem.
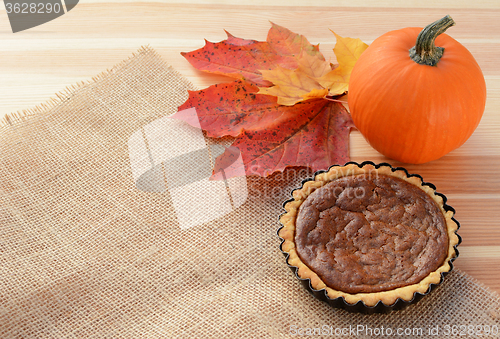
[324,96,348,104]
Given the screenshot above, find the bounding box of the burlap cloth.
[1,46,499,338]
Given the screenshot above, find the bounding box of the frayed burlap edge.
[0,45,176,131]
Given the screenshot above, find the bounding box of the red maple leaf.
[210,98,352,179]
[173,23,356,179]
[173,80,353,179]
[181,22,324,86]
[174,81,280,138]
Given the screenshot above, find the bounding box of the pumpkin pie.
[278,162,460,311]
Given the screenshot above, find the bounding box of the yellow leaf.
[296,52,332,79]
[257,33,368,105]
[317,31,368,96]
[302,88,329,100]
[258,65,328,106]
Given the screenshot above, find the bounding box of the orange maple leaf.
[258,31,368,105]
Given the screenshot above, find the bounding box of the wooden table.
[1,1,499,293]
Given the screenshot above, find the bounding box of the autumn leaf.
[181,22,324,86]
[296,51,333,79]
[172,80,280,137]
[258,66,329,106]
[210,98,353,179]
[257,31,368,105]
[317,31,369,95]
[174,23,365,179]
[172,80,354,178]
[255,52,330,105]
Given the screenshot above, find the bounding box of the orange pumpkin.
[348,15,487,164]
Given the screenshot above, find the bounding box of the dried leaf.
[181,22,323,86]
[210,99,353,179]
[256,32,367,105]
[318,31,369,96]
[172,80,280,138]
[174,24,364,178]
[258,66,328,106]
[172,79,353,179]
[296,51,332,79]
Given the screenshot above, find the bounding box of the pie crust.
[278,162,460,308]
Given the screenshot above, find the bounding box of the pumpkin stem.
[409,15,455,66]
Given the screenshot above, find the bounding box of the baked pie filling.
[279,164,459,307]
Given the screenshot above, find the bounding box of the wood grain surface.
[1,1,499,293]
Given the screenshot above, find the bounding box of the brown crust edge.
[278,163,460,307]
